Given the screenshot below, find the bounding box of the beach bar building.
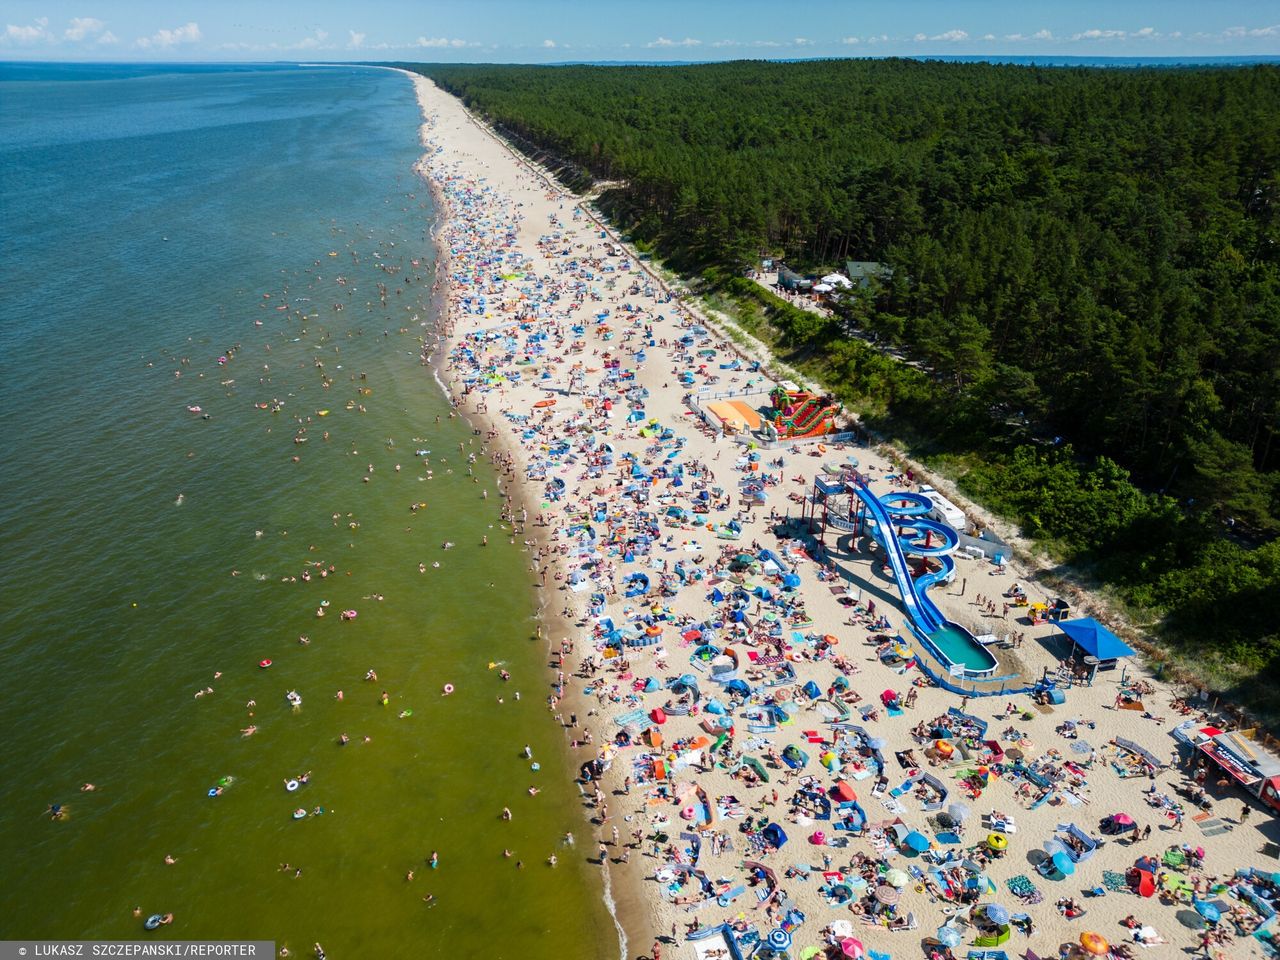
[776,264,813,292]
[844,260,893,288]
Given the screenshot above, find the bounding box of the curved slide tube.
[851,480,951,634]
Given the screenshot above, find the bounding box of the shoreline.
[404,70,644,957]
[402,68,1274,960]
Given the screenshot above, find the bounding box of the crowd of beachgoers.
[408,71,1279,960]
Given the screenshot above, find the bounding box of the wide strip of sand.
[403,69,1274,960]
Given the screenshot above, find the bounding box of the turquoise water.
[0,62,611,955]
[927,624,998,674]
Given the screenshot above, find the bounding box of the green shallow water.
[0,63,612,956]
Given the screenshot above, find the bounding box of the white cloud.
[1033,29,1054,41]
[137,22,201,49]
[710,39,736,48]
[913,29,968,43]
[793,37,812,46]
[1248,24,1280,37]
[542,39,556,48]
[5,17,52,44]
[841,36,860,45]
[1071,28,1127,41]
[294,29,328,50]
[1132,27,1157,39]
[65,17,105,41]
[348,30,366,49]
[647,36,701,48]
[982,34,996,41]
[414,36,474,48]
[98,30,118,44]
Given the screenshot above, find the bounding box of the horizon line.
[4,53,1280,68]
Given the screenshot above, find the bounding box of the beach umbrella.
[874,884,900,905]
[884,868,910,888]
[868,737,887,750]
[1112,813,1134,826]
[987,832,1009,852]
[1051,851,1075,876]
[838,937,864,958]
[936,924,963,948]
[1177,909,1207,930]
[903,831,930,853]
[1079,932,1110,956]
[799,949,822,960]
[947,802,971,824]
[984,903,1011,925]
[767,929,792,952]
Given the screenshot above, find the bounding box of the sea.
[0,62,614,957]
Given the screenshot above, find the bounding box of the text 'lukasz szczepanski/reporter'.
[1,942,275,959]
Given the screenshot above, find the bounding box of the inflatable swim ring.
[442,683,454,695]
[817,444,827,454]
[208,788,220,798]
[292,808,307,820]
[531,762,541,772]
[286,780,299,792]
[259,659,272,668]
[680,805,696,820]
[144,915,164,930]
[218,777,233,787]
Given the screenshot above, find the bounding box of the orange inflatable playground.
[763,384,840,441]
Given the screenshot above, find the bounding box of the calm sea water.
[0,62,612,957]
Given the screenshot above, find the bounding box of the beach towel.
[1102,871,1130,892]
[1006,875,1043,905]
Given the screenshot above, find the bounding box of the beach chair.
[890,911,918,932]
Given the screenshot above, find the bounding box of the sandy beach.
[406,70,1276,960]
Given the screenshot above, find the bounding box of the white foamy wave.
[599,861,627,960]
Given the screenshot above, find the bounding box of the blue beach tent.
[1056,618,1135,661]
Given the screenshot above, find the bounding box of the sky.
[2,1,1278,62]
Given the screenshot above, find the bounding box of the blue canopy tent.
[1057,618,1135,664]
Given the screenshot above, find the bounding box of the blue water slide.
[852,481,948,634]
